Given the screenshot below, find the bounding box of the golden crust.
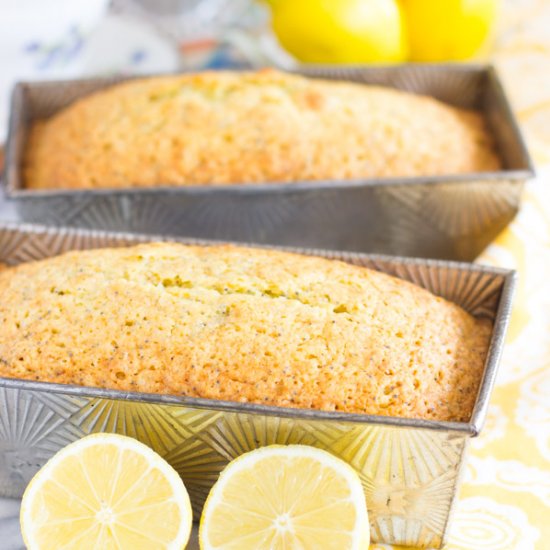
[0,243,491,421]
[24,69,501,189]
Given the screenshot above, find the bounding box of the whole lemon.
[267,0,408,63]
[401,0,499,61]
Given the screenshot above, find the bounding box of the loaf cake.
[24,69,501,190]
[0,242,491,421]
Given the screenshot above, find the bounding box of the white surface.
[0,498,23,549]
[0,0,110,142]
[0,11,180,142]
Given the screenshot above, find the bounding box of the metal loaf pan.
[2,64,534,261]
[0,223,515,548]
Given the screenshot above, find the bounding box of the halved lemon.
[20,433,192,550]
[199,445,369,549]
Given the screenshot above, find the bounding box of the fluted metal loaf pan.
[2,64,534,261]
[0,222,515,548]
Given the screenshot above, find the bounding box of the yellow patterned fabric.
[373,1,550,548]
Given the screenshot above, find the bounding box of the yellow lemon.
[20,433,192,550]
[402,0,499,61]
[268,0,407,63]
[199,445,369,549]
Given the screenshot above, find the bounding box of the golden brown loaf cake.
[24,69,501,190]
[0,243,491,421]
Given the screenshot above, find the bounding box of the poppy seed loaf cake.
[0,243,491,421]
[25,69,500,190]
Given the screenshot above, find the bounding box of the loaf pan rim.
[0,220,517,438]
[2,63,535,197]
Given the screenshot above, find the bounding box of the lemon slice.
[199,445,369,549]
[20,433,192,550]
